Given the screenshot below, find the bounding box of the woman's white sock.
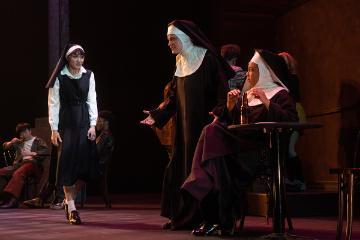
[67,200,76,213]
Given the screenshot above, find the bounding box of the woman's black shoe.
[0,197,19,209]
[192,222,216,236]
[162,220,173,230]
[205,224,221,236]
[23,197,44,208]
[192,223,233,237]
[69,210,81,225]
[192,223,207,236]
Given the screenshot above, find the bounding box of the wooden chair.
[79,143,115,208]
[101,144,115,208]
[3,150,15,167]
[330,129,360,240]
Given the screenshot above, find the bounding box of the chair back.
[2,150,15,167]
[105,141,116,172]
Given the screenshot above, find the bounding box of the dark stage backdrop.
[0,0,219,194]
[2,0,357,195]
[0,0,278,194]
[0,2,48,148]
[68,1,216,193]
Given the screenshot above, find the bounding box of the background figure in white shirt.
[46,44,98,225]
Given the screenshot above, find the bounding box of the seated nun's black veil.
[257,49,290,88]
[169,19,235,80]
[45,43,78,88]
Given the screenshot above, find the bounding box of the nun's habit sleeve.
[149,80,177,129]
[267,90,299,122]
[87,72,98,127]
[48,78,60,131]
[209,51,230,117]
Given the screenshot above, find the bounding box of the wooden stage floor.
[0,193,359,240]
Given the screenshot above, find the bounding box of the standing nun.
[46,43,98,225]
[141,20,234,229]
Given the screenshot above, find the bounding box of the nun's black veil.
[258,49,290,87]
[169,19,235,80]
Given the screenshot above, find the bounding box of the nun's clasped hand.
[140,110,155,126]
[227,89,241,111]
[249,88,270,109]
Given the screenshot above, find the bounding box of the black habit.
[150,20,234,225]
[150,50,230,223]
[181,89,299,229]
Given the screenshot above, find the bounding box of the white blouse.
[48,66,98,131]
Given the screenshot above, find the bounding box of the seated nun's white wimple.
[65,45,85,58]
[242,51,288,106]
[167,25,207,77]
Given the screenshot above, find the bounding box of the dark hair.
[98,110,115,131]
[15,122,31,136]
[221,44,241,61]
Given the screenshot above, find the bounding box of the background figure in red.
[0,123,48,208]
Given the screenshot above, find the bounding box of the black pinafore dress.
[57,70,98,186]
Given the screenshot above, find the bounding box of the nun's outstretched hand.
[140,110,155,126]
[249,88,270,109]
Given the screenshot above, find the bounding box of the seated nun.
[179,50,299,236]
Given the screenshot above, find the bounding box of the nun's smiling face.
[67,50,85,73]
[167,34,182,54]
[246,62,259,88]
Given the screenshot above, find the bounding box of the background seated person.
[96,110,115,175]
[220,43,247,90]
[180,50,298,236]
[23,110,115,209]
[93,110,115,207]
[0,123,49,208]
[278,51,307,191]
[23,145,65,209]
